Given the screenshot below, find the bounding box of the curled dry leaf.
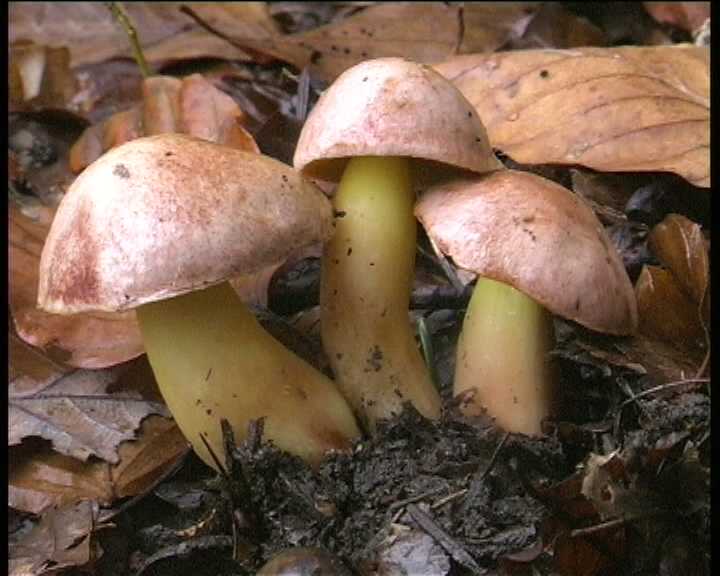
[70,74,259,173]
[635,266,706,348]
[8,500,102,576]
[434,44,709,187]
[9,352,170,463]
[9,416,188,515]
[10,202,144,368]
[9,41,78,111]
[647,214,709,305]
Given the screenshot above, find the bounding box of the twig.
[570,516,631,538]
[407,503,486,574]
[389,486,446,511]
[105,2,151,78]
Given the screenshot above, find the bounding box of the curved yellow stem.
[136,282,360,469]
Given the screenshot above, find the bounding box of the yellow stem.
[136,282,360,469]
[321,156,441,432]
[455,277,555,436]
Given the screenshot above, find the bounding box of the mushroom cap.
[415,170,638,335]
[293,57,502,181]
[38,134,334,314]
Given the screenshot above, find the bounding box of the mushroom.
[38,133,360,468]
[415,170,638,435]
[294,57,501,431]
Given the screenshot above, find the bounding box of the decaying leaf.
[9,416,188,515]
[434,44,709,187]
[10,201,144,368]
[8,500,102,576]
[9,355,169,463]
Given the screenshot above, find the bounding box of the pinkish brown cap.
[415,170,638,335]
[293,57,502,181]
[38,134,334,314]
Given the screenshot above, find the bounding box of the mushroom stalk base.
[136,282,360,469]
[455,277,555,436]
[321,156,441,432]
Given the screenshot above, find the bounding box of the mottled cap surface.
[415,170,638,335]
[294,57,502,181]
[38,134,334,314]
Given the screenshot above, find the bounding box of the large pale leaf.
[8,2,278,67]
[9,352,169,463]
[434,45,709,187]
[9,201,144,368]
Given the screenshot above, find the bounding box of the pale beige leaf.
[434,45,709,187]
[9,201,144,368]
[9,416,188,514]
[8,500,100,575]
[8,2,278,67]
[9,358,170,463]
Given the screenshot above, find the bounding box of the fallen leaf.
[508,2,607,50]
[647,214,709,305]
[635,265,706,349]
[643,2,711,33]
[9,416,188,515]
[8,500,102,575]
[434,44,710,187]
[9,356,170,463]
[70,73,259,172]
[8,2,278,68]
[9,201,144,368]
[244,2,540,82]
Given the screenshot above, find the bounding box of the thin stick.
[619,378,710,409]
[105,2,151,78]
[570,516,630,538]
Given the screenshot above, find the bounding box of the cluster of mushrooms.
[38,58,637,470]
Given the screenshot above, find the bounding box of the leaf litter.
[7,3,711,575]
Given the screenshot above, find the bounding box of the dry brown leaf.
[8,500,102,576]
[9,416,188,515]
[8,2,278,68]
[647,214,709,305]
[643,2,711,33]
[635,265,705,347]
[509,2,607,50]
[9,354,170,463]
[434,45,709,187]
[10,201,144,368]
[242,2,539,82]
